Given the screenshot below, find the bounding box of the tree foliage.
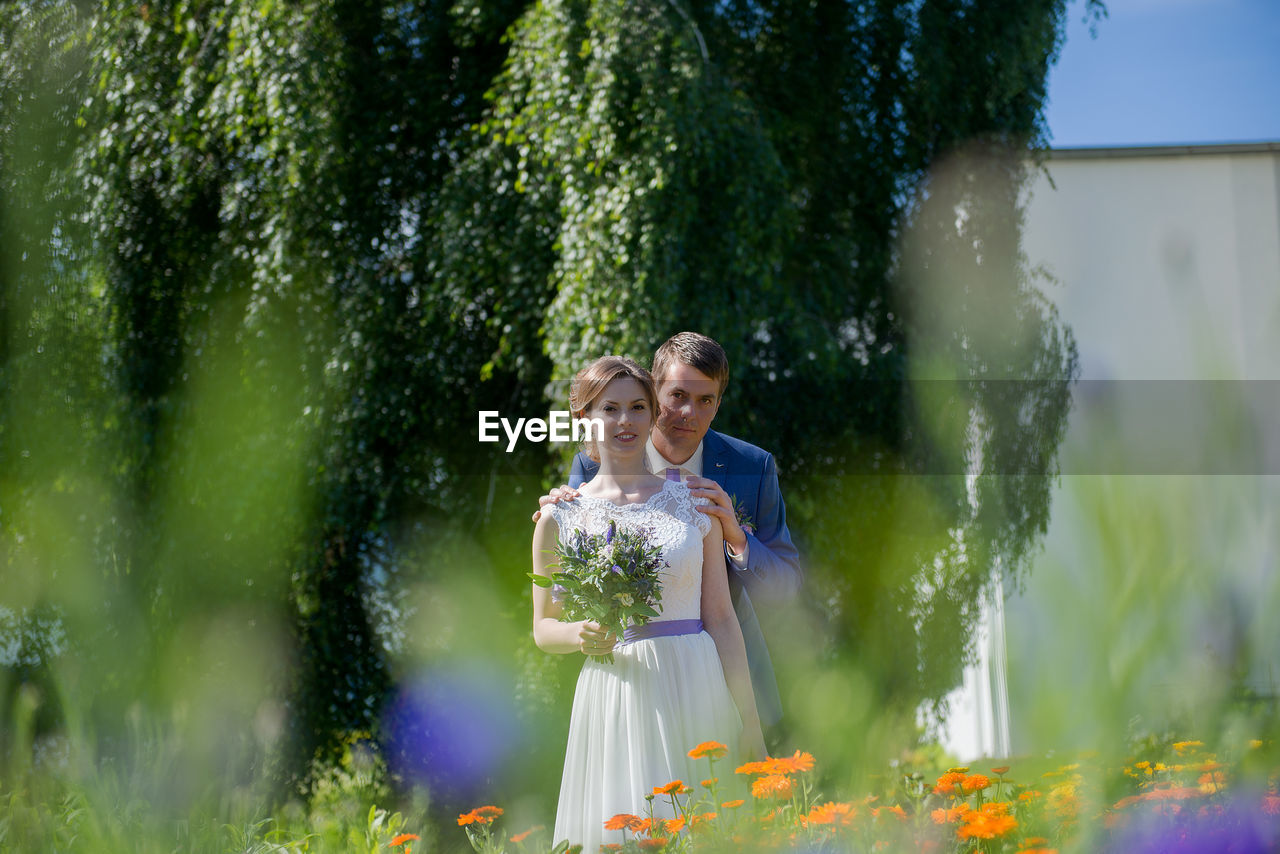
[2,0,1098,797]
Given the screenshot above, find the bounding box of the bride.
[531,355,766,853]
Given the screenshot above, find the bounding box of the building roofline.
[1048,141,1280,160]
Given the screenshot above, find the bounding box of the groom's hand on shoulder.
[686,477,748,555]
[530,484,581,522]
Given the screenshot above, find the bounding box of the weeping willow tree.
[2,0,1097,802]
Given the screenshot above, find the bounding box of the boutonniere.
[731,495,755,535]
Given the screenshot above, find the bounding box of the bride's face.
[585,376,653,461]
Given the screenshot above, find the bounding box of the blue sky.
[1046,0,1280,147]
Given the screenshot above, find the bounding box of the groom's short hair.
[651,332,729,397]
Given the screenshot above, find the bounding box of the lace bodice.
[548,479,711,622]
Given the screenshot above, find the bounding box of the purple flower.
[606,521,615,544]
[611,565,623,575]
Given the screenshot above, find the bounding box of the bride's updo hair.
[569,356,658,462]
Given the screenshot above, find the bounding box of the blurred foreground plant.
[455,737,1280,853]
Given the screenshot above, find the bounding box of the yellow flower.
[1047,782,1079,819]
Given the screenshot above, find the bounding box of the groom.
[542,332,802,733]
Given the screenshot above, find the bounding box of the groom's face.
[653,362,722,462]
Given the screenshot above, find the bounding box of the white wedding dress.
[548,479,743,854]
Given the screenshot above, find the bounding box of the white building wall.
[999,144,1280,755]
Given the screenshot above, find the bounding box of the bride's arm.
[532,513,616,656]
[700,514,767,759]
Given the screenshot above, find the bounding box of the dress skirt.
[552,629,743,854]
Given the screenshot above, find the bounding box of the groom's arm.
[736,453,802,600]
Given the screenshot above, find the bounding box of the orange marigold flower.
[458,806,503,827]
[390,834,420,847]
[510,825,543,843]
[653,780,687,796]
[701,778,718,788]
[962,774,992,793]
[604,814,645,832]
[665,818,686,834]
[1018,790,1042,802]
[807,801,856,826]
[751,773,794,800]
[1167,786,1206,800]
[871,804,907,821]
[957,802,1016,841]
[600,846,622,853]
[991,766,1011,775]
[934,771,966,795]
[1199,771,1227,794]
[931,804,971,824]
[637,839,667,851]
[689,812,717,829]
[722,799,745,809]
[735,760,773,776]
[770,750,816,774]
[689,741,729,759]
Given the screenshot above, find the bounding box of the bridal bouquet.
[531,520,665,663]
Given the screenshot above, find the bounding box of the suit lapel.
[703,430,729,489]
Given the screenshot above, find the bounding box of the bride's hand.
[530,484,581,522]
[575,620,616,657]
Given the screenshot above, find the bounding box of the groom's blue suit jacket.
[568,429,801,727]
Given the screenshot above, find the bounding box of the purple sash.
[621,618,704,645]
